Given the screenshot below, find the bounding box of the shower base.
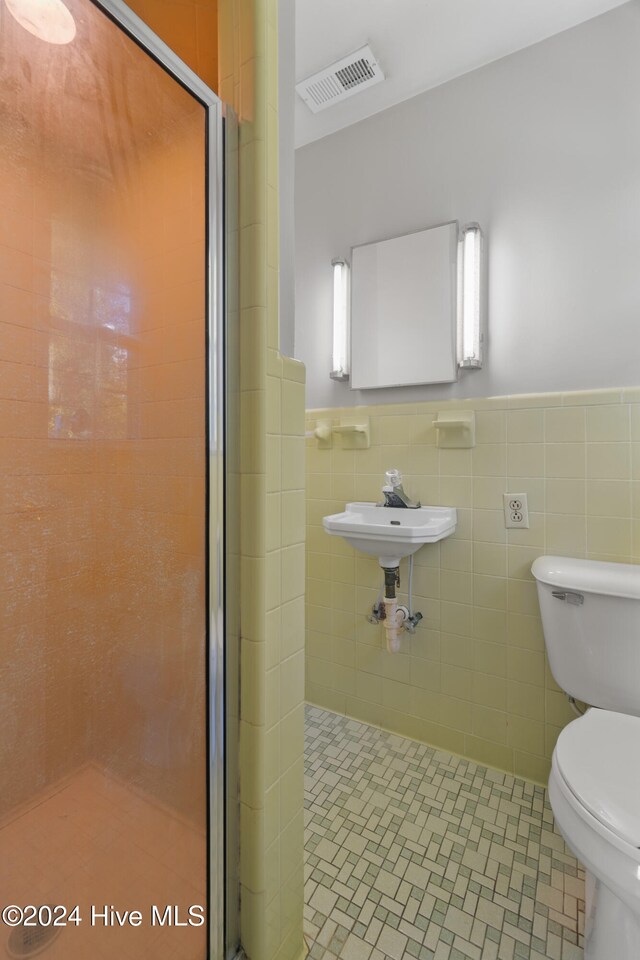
[0,765,205,960]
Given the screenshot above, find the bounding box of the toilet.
[532,556,640,960]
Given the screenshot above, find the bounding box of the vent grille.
[296,45,384,114]
[335,58,376,90]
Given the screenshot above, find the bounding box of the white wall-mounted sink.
[323,501,457,567]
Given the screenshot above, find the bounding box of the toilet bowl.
[549,710,640,959]
[532,556,640,960]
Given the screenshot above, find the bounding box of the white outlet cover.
[503,492,530,529]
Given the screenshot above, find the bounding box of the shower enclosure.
[0,0,230,957]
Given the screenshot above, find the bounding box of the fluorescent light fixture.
[330,258,350,381]
[457,222,483,369]
[4,0,76,44]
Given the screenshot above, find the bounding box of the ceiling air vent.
[296,44,384,114]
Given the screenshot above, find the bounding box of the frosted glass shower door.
[0,1,224,957]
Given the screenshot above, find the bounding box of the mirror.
[350,222,458,390]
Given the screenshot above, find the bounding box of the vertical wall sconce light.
[457,222,484,369]
[330,258,350,381]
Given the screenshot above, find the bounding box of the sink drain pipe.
[382,565,407,653]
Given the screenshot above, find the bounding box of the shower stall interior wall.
[0,0,227,957]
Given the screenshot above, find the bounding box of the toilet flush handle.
[552,590,584,606]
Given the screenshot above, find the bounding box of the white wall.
[294,3,640,409]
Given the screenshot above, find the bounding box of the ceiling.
[295,0,630,148]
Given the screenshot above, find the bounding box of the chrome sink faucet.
[381,469,421,509]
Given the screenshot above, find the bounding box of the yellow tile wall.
[219,3,306,960]
[305,387,640,785]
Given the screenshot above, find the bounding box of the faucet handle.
[385,468,403,488]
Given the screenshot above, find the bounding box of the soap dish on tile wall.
[433,410,475,448]
[333,417,370,449]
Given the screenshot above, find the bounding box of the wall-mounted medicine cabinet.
[350,221,458,390]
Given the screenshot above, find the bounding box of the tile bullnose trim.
[306,383,640,418]
[281,355,306,384]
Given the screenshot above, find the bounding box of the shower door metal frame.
[81,2,227,956]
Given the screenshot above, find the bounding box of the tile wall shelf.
[333,416,370,449]
[433,409,476,448]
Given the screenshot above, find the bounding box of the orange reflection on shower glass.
[0,0,208,957]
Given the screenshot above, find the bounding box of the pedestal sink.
[323,501,457,567]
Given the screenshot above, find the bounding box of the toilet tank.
[532,556,640,716]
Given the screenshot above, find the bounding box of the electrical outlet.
[503,492,529,528]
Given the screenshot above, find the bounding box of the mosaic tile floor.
[304,706,585,960]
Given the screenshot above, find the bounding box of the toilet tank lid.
[531,556,640,600]
[555,710,640,848]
